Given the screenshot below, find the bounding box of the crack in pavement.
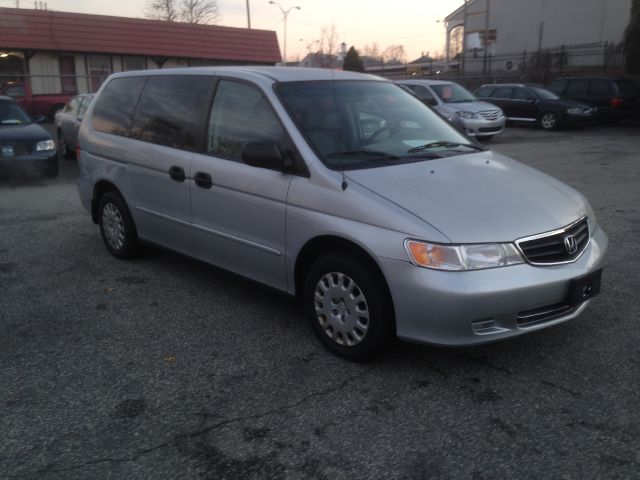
[32,366,376,476]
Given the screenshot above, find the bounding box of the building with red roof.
[0,7,281,94]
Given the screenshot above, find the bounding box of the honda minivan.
[77,67,607,360]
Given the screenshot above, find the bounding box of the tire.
[57,129,72,159]
[539,111,559,130]
[304,252,395,360]
[98,191,138,259]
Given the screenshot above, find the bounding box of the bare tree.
[180,0,220,24]
[362,43,381,60]
[317,22,339,67]
[145,0,179,21]
[382,44,406,64]
[144,0,219,24]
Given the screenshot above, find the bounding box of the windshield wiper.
[407,141,486,154]
[324,150,400,161]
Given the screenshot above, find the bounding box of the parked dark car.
[475,83,596,130]
[55,93,94,158]
[0,82,73,120]
[0,96,57,178]
[547,76,640,123]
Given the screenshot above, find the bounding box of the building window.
[59,56,77,94]
[88,54,111,92]
[123,56,145,71]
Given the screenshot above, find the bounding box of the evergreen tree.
[343,46,365,72]
[625,0,640,74]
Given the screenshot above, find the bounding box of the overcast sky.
[36,0,465,62]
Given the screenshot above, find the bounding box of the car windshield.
[430,83,476,103]
[0,101,32,125]
[531,87,560,100]
[276,80,476,170]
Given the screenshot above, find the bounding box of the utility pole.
[246,0,251,28]
[482,0,490,75]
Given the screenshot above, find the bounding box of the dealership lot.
[1,125,639,479]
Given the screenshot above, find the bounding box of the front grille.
[516,217,590,265]
[478,110,501,121]
[0,143,31,156]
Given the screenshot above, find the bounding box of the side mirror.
[242,142,290,171]
[32,115,47,123]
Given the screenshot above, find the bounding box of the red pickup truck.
[0,82,73,120]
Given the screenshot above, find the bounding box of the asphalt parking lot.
[1,124,639,479]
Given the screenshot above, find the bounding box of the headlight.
[35,140,55,152]
[566,107,583,115]
[405,240,524,271]
[456,111,478,119]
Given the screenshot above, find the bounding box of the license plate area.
[568,268,602,306]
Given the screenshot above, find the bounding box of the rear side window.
[548,80,567,95]
[492,86,513,98]
[475,86,494,97]
[207,80,284,160]
[92,77,146,136]
[566,80,588,96]
[130,76,214,151]
[589,80,614,96]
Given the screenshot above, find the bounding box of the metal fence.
[367,43,628,90]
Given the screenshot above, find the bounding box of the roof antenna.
[341,171,348,191]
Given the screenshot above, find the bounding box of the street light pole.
[246,0,251,28]
[269,1,301,66]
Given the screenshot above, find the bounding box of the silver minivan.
[77,67,607,360]
[398,79,506,141]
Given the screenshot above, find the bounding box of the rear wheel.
[98,191,138,259]
[304,252,394,360]
[539,111,559,130]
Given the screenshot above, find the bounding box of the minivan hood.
[345,151,587,243]
[439,100,503,114]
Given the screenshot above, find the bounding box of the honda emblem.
[564,235,577,255]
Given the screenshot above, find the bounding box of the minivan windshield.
[0,101,31,125]
[430,83,476,103]
[276,80,479,170]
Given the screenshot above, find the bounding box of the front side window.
[530,87,559,101]
[475,86,494,98]
[92,76,147,136]
[130,76,214,151]
[513,88,535,101]
[276,80,474,170]
[207,80,284,160]
[491,87,513,99]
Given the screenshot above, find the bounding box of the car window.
[475,86,494,98]
[207,80,285,161]
[276,80,471,170]
[77,97,89,117]
[566,80,589,96]
[65,96,82,115]
[615,80,638,97]
[530,86,559,100]
[408,85,437,104]
[430,83,476,103]
[92,76,147,136]
[0,101,31,125]
[512,88,535,100]
[4,85,26,98]
[589,80,614,96]
[130,75,214,151]
[548,80,567,95]
[491,87,513,99]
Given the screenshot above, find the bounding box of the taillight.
[611,98,623,109]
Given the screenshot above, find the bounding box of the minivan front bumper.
[380,225,607,346]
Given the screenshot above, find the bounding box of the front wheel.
[539,111,559,130]
[98,191,138,259]
[304,252,395,360]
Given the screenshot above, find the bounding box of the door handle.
[194,171,213,189]
[169,165,186,182]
